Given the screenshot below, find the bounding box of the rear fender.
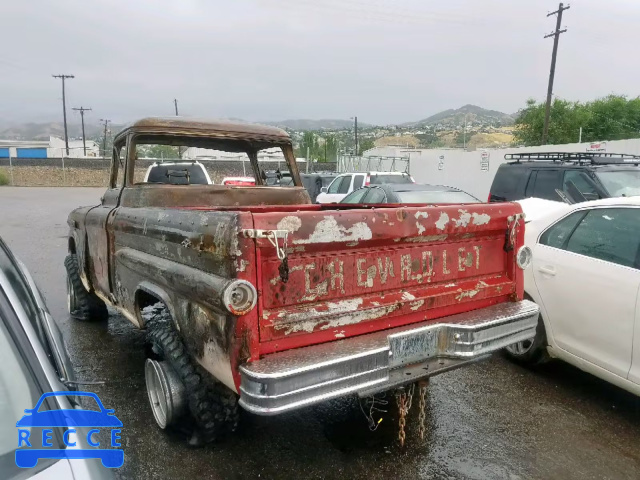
[134,281,178,327]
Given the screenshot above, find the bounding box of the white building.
[0,136,100,158]
[48,136,100,158]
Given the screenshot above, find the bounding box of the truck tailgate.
[247,204,523,353]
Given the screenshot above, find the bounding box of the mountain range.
[0,105,516,139]
[402,104,515,127]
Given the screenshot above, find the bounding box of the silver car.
[0,237,114,479]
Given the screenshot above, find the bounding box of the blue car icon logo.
[16,391,124,468]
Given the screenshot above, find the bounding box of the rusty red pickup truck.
[65,117,539,445]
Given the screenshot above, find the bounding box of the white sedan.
[506,197,640,396]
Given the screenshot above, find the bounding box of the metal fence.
[337,155,410,173]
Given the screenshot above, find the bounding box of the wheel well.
[136,290,162,311]
[68,237,76,254]
[134,289,172,327]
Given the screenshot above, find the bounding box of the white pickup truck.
[316,171,415,204]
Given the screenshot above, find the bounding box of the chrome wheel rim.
[66,275,77,314]
[145,359,186,429]
[506,339,534,356]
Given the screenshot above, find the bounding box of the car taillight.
[364,175,370,186]
[487,193,492,202]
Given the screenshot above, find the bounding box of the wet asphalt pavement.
[1,186,640,480]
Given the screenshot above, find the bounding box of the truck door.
[84,144,125,298]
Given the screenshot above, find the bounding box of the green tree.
[323,135,338,162]
[358,138,375,155]
[296,131,328,161]
[140,144,180,159]
[513,95,640,146]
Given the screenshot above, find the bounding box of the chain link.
[395,384,415,447]
[417,379,428,440]
[395,391,407,447]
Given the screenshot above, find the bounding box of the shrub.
[0,169,9,186]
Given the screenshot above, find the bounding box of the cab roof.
[114,117,291,147]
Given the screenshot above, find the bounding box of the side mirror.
[321,187,328,193]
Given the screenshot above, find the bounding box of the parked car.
[316,171,415,204]
[221,176,255,186]
[143,161,212,185]
[489,152,640,204]
[341,184,481,205]
[65,117,538,445]
[0,236,114,479]
[505,197,640,397]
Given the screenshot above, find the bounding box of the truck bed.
[183,202,523,355]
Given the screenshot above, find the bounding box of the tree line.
[514,94,640,146]
[295,132,375,162]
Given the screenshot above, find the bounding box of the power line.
[72,106,92,156]
[542,3,570,145]
[52,74,75,155]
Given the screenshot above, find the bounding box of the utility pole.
[354,116,358,156]
[174,99,182,158]
[52,74,75,155]
[100,119,111,158]
[463,114,468,150]
[72,106,92,156]
[542,3,570,145]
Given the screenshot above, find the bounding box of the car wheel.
[504,313,550,366]
[145,303,239,446]
[64,254,108,322]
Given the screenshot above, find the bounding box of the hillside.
[405,104,515,127]
[0,122,110,140]
[265,119,372,130]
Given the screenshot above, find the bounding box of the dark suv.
[489,152,640,203]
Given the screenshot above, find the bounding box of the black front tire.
[64,254,108,322]
[145,304,239,446]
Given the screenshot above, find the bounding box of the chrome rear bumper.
[239,300,539,415]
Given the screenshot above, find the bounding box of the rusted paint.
[250,203,524,347]
[293,216,373,245]
[69,122,526,394]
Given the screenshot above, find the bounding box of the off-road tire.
[504,314,550,366]
[64,254,108,322]
[145,304,239,446]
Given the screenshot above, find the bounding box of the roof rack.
[504,152,640,165]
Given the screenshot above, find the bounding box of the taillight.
[487,193,492,202]
[364,175,370,186]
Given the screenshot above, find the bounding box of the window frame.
[327,175,347,194]
[530,168,562,200]
[362,186,388,204]
[341,187,370,204]
[336,175,353,194]
[538,205,640,269]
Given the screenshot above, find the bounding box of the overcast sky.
[1,0,639,126]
